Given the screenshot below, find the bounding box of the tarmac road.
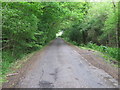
[15,38,118,88]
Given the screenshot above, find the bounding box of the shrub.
[85,43,119,61]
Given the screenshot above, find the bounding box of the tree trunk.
[112,1,119,48]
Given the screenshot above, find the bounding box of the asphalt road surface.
[15,38,118,88]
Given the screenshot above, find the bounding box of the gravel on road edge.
[2,38,119,88]
[2,40,55,88]
[63,39,118,80]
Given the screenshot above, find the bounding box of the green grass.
[83,43,119,62]
[64,38,119,64]
[2,50,26,75]
[1,46,43,85]
[1,44,47,85]
[1,51,22,84]
[1,51,37,85]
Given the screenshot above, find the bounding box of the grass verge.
[1,49,42,86]
[64,38,119,67]
[80,46,119,67]
[1,40,53,86]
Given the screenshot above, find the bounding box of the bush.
[85,43,119,61]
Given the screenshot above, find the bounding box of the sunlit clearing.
[56,31,63,37]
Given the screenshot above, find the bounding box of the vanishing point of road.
[14,38,118,88]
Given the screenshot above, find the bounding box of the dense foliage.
[62,2,119,62]
[62,2,119,48]
[2,2,119,77]
[2,2,66,75]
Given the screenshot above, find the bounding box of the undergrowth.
[1,47,43,84]
[84,43,119,62]
[64,38,119,63]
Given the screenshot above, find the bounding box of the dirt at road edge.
[2,40,55,88]
[2,38,119,88]
[64,39,119,80]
